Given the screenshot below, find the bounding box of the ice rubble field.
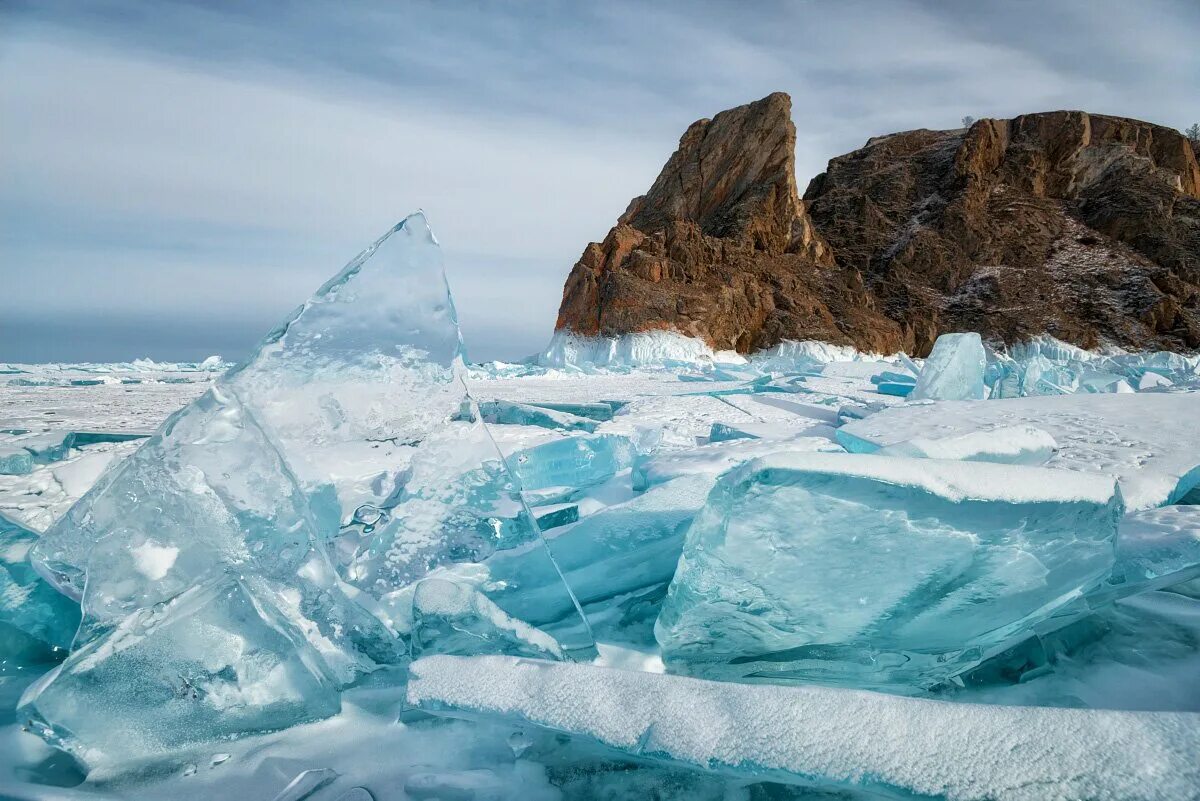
[1,215,1200,801]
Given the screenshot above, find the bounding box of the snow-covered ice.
[838,392,1200,509]
[408,654,1200,801]
[1,218,1199,799]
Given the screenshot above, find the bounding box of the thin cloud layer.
[2,1,1196,362]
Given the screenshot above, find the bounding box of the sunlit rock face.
[556,95,1200,356]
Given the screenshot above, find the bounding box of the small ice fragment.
[333,789,375,801]
[411,579,564,661]
[524,401,615,422]
[0,444,33,475]
[708,423,758,442]
[910,333,986,401]
[271,768,339,801]
[1139,371,1173,390]
[507,729,533,757]
[478,400,597,432]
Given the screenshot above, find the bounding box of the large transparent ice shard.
[910,332,986,401]
[655,453,1122,690]
[23,212,593,766]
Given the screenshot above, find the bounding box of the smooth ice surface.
[656,453,1122,688]
[839,392,1200,509]
[19,576,341,769]
[910,333,987,401]
[411,578,564,661]
[0,513,79,668]
[875,425,1058,465]
[409,654,1200,801]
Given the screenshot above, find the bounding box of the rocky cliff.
[554,94,1200,355]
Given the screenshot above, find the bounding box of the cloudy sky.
[2,1,1197,363]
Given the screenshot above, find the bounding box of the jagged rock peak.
[556,97,1200,355]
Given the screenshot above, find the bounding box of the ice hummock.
[655,452,1123,689]
[910,332,987,401]
[20,213,593,766]
[408,654,1200,801]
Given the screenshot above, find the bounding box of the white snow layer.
[408,654,1200,801]
[742,451,1119,505]
[839,393,1200,510]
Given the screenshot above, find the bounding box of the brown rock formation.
[554,94,1200,355]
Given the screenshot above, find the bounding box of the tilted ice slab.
[655,453,1122,689]
[910,332,986,401]
[408,655,1200,801]
[838,393,1200,510]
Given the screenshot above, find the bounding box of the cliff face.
[554,94,1200,355]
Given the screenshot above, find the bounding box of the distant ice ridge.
[3,357,229,375]
[536,329,884,372]
[537,330,747,370]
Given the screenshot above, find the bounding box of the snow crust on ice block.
[408,654,1200,801]
[411,578,564,661]
[875,424,1057,465]
[655,453,1122,689]
[20,576,340,769]
[910,332,986,401]
[0,512,79,668]
[838,392,1200,509]
[23,213,593,764]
